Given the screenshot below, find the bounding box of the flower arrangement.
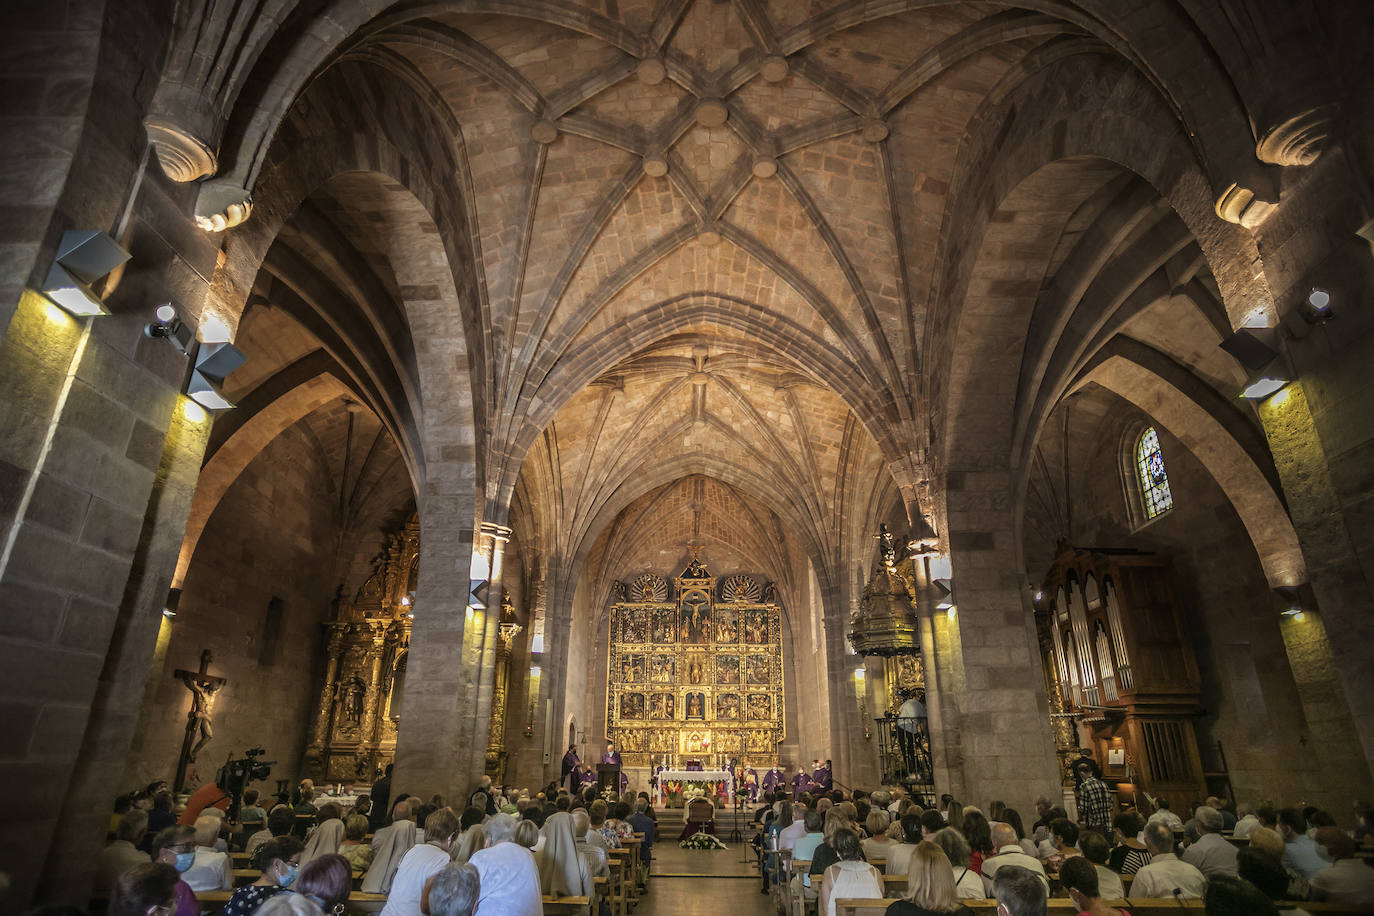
[680,831,728,850]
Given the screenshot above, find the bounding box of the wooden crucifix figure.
[174,649,226,791]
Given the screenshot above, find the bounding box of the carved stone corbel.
[145,118,218,184]
[195,180,253,232]
[1214,162,1281,229]
[1256,104,1337,167]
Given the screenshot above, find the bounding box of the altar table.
[656,769,734,805]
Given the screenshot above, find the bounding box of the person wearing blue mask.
[152,825,200,916]
[223,835,305,916]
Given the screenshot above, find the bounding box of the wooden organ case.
[1036,545,1207,807]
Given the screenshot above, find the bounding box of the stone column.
[941,468,1060,814]
[393,498,478,800]
[1257,384,1374,778]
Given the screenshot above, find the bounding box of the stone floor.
[639,842,773,916]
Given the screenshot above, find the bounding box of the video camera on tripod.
[217,747,275,822]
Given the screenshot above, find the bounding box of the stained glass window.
[1135,427,1173,519]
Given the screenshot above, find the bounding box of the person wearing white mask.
[222,836,303,916]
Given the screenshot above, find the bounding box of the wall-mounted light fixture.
[187,341,246,410]
[162,586,182,619]
[933,577,954,611]
[1273,584,1314,622]
[1219,327,1292,400]
[42,230,130,317]
[144,303,195,353]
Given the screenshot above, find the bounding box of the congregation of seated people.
[95,771,658,916]
[93,767,1374,916]
[751,778,1374,916]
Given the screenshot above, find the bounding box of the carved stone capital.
[1256,104,1337,167]
[144,118,217,183]
[195,180,253,232]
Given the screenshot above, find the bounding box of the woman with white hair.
[535,812,594,915]
[467,813,542,916]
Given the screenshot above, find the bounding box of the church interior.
[2,0,1374,913]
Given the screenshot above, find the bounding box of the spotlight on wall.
[1239,368,1291,400]
[186,341,247,410]
[1273,584,1314,622]
[42,230,131,317]
[1220,327,1291,400]
[1219,327,1280,369]
[933,577,954,611]
[1300,287,1333,324]
[144,302,195,353]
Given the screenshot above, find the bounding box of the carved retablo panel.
[606,562,783,766]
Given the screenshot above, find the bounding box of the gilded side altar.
[304,520,418,782]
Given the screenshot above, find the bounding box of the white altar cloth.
[655,769,734,804]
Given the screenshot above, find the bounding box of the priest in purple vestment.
[601,743,627,792]
[762,765,784,793]
[561,744,580,793]
[813,759,833,793]
[790,768,811,799]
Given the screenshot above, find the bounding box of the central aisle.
[639,843,774,916]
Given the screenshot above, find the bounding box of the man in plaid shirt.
[1076,762,1113,832]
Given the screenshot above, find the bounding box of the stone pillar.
[1257,384,1374,777]
[392,500,478,800]
[941,469,1060,814]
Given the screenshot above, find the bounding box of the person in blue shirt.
[1278,808,1331,881]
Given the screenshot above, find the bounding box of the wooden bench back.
[835,898,1372,916]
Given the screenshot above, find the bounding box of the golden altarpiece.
[1036,544,1208,807]
[304,518,523,782]
[605,560,784,767]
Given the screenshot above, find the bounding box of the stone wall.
[124,424,338,789]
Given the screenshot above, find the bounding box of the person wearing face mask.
[151,825,200,916]
[381,807,462,916]
[181,814,232,891]
[223,835,305,916]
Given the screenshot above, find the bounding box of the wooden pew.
[834,899,1374,916]
[835,899,1200,916]
[195,889,594,915]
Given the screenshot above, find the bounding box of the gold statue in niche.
[687,654,704,684]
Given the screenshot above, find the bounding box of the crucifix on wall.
[174,649,226,791]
